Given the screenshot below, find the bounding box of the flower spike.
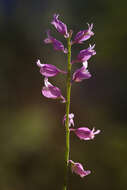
[42,77,66,103]
[51,14,69,38]
[36,14,99,187]
[68,160,91,178]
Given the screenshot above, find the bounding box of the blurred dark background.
[1,0,127,190]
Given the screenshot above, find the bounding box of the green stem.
[63,37,72,190]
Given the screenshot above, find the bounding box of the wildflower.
[63,113,74,127]
[42,77,65,103]
[70,127,100,140]
[51,14,69,38]
[44,30,67,53]
[72,23,94,44]
[73,61,91,82]
[36,59,67,77]
[72,44,96,64]
[68,160,91,178]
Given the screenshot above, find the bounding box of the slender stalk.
[63,36,72,190]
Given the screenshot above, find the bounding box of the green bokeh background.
[1,0,127,190]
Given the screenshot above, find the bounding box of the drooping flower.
[72,61,91,82]
[42,77,65,103]
[51,14,69,38]
[70,127,100,140]
[72,44,96,64]
[63,113,74,127]
[36,59,67,77]
[72,23,94,44]
[44,30,67,53]
[68,160,91,178]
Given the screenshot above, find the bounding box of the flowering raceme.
[36,13,100,189]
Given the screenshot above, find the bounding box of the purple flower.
[72,23,94,44]
[70,127,100,140]
[68,160,91,178]
[42,77,66,103]
[63,113,74,127]
[73,61,91,82]
[51,14,69,38]
[44,30,67,53]
[36,59,67,77]
[72,44,96,64]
